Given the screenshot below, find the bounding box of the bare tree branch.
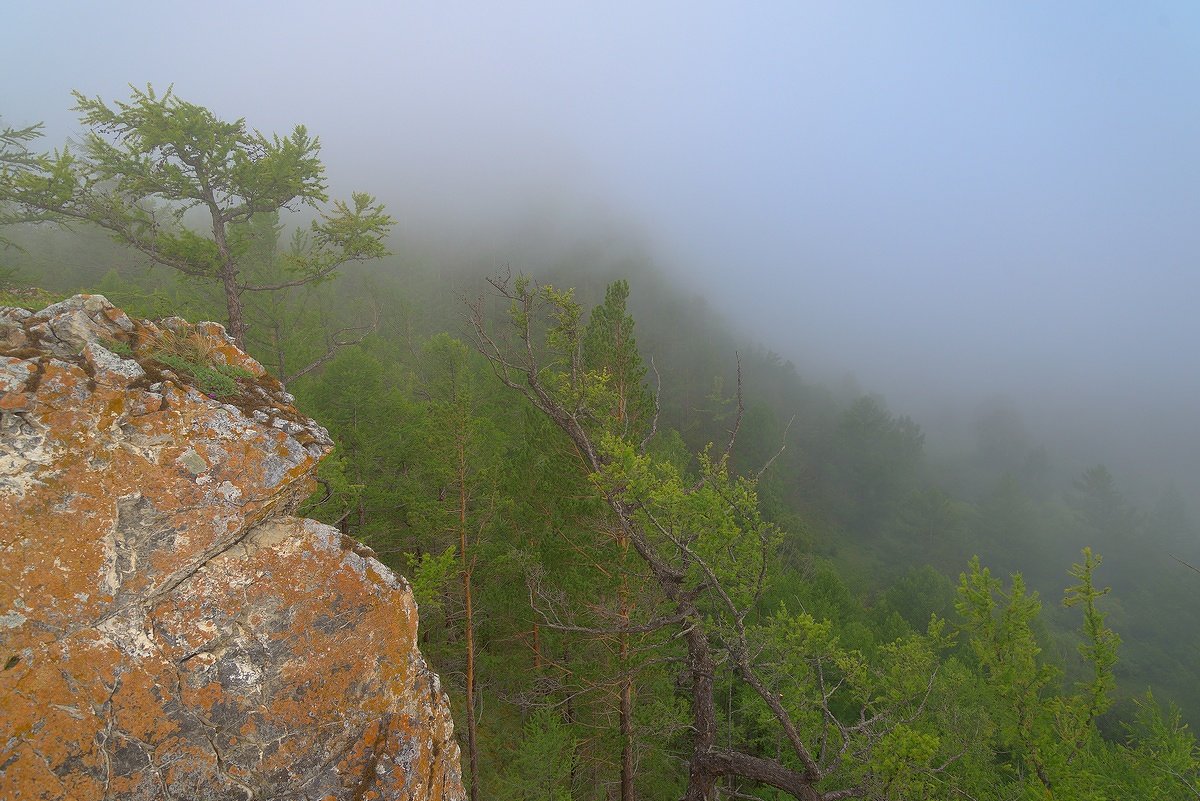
[718,353,745,464]
[639,355,662,451]
[1170,553,1200,577]
[281,306,379,386]
[756,414,796,481]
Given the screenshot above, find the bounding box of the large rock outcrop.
[0,295,465,801]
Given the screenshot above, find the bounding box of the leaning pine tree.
[470,275,961,801]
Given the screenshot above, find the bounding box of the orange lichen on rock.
[0,295,465,801]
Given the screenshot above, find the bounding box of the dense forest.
[4,93,1200,799]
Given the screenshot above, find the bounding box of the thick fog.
[7,2,1200,500]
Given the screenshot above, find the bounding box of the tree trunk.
[458,436,479,801]
[564,645,579,795]
[615,340,635,801]
[681,621,719,801]
[619,540,635,801]
[207,203,248,349]
[620,643,634,801]
[271,320,286,388]
[216,262,246,348]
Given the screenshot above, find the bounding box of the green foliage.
[498,709,576,801]
[11,198,1200,797]
[867,724,941,799]
[821,394,925,532]
[597,434,777,590]
[956,558,1058,786]
[1063,548,1120,723]
[0,121,43,172]
[879,565,959,632]
[0,286,65,310]
[73,84,327,221]
[0,119,46,251]
[152,352,247,398]
[582,279,654,437]
[951,550,1132,796]
[99,338,134,358]
[956,558,1051,690]
[297,347,411,543]
[405,545,459,617]
[0,85,393,345]
[1114,693,1200,797]
[149,330,254,398]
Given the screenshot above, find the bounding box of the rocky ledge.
[0,295,464,801]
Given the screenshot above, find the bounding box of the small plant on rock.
[151,329,253,399]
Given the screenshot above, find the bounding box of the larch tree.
[0,85,393,348]
[470,275,952,801]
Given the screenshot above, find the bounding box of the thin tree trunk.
[273,322,283,377]
[458,435,479,801]
[615,368,635,801]
[564,645,579,795]
[619,544,635,801]
[271,319,288,388]
[620,632,634,801]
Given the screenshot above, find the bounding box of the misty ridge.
[4,4,1200,798]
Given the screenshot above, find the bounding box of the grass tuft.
[150,330,253,399]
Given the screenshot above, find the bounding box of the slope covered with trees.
[4,93,1200,799]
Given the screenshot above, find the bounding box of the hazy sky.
[6,2,1200,480]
